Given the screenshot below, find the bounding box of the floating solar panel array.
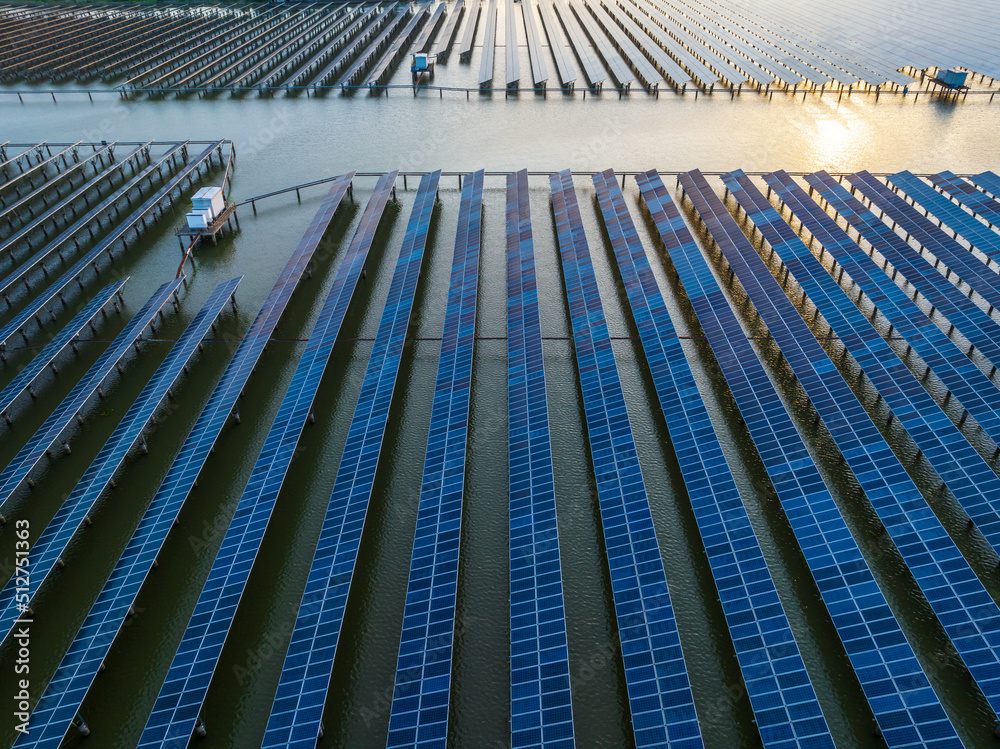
[138,173,397,749]
[593,169,833,748]
[680,167,1000,720]
[262,171,440,749]
[550,169,702,749]
[0,277,241,641]
[725,169,1000,568]
[385,169,484,749]
[772,173,1000,435]
[0,277,183,520]
[636,169,962,748]
[506,169,575,749]
[13,173,357,749]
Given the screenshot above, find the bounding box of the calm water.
[0,84,1000,749]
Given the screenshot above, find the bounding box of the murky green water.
[0,85,999,748]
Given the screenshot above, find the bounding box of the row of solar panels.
[6,0,995,92]
[8,163,1000,749]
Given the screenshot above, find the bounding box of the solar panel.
[432,0,464,58]
[520,0,549,87]
[0,278,126,422]
[337,6,408,88]
[261,171,442,749]
[0,277,183,520]
[568,0,634,87]
[385,169,484,749]
[535,0,576,87]
[12,173,356,749]
[795,171,1000,447]
[850,171,1000,317]
[0,140,213,355]
[928,171,1000,226]
[551,0,605,87]
[726,169,1000,576]
[886,170,1000,267]
[138,172,398,749]
[458,0,482,61]
[681,167,1000,723]
[505,0,520,86]
[0,277,241,640]
[635,169,961,749]
[506,169,575,749]
[594,169,832,749]
[479,0,498,85]
[550,169,702,749]
[972,172,1000,203]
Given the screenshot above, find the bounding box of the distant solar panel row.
[849,170,1000,319]
[635,169,961,749]
[0,277,183,520]
[262,171,439,749]
[0,277,241,641]
[138,172,397,749]
[506,169,575,749]
[0,278,126,422]
[797,172,1000,447]
[550,169,702,749]
[385,169,484,749]
[13,172,357,749]
[681,167,1000,721]
[725,169,1000,566]
[479,0,498,86]
[594,169,833,748]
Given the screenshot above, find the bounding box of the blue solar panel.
[0,277,241,641]
[0,277,183,520]
[636,169,961,749]
[886,171,1000,266]
[13,172,357,749]
[0,140,213,354]
[819,171,1000,370]
[385,169,484,749]
[929,172,1000,225]
[726,168,1000,582]
[797,171,1000,447]
[261,171,442,749]
[0,278,126,421]
[681,167,1000,723]
[506,169,575,749]
[972,172,1000,204]
[594,169,832,749]
[138,172,398,749]
[550,169,702,749]
[849,171,1000,319]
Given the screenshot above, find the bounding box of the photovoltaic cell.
[0,277,241,642]
[14,172,356,749]
[262,171,441,749]
[681,167,1000,722]
[0,277,183,521]
[594,169,832,749]
[550,169,702,749]
[726,169,1000,579]
[635,169,961,749]
[385,169,484,749]
[506,169,575,749]
[972,172,1000,203]
[138,172,398,749]
[0,278,127,421]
